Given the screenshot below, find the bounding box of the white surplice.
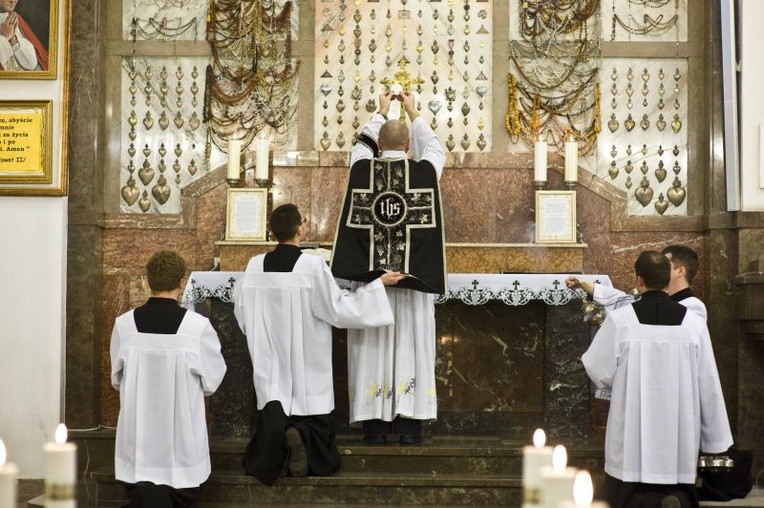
[233,253,394,416]
[110,311,226,489]
[582,306,733,484]
[346,113,446,425]
[593,283,708,321]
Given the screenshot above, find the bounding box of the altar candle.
[522,428,554,508]
[534,138,548,183]
[539,444,577,508]
[43,424,76,507]
[558,470,609,508]
[0,439,19,508]
[254,137,269,181]
[564,138,578,183]
[227,139,241,180]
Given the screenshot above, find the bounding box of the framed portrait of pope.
[0,0,58,79]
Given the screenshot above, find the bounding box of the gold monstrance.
[380,57,424,121]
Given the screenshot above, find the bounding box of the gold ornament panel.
[315,0,493,153]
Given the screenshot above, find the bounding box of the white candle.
[534,138,548,183]
[564,139,578,183]
[522,429,554,508]
[254,137,269,181]
[227,139,241,180]
[0,439,19,508]
[43,424,76,508]
[540,445,577,508]
[558,470,609,508]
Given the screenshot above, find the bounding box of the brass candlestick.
[380,57,424,121]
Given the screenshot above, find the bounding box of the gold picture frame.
[226,188,269,242]
[535,190,577,244]
[0,0,58,79]
[0,100,53,186]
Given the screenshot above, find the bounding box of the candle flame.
[552,444,567,472]
[573,470,594,505]
[54,423,68,444]
[0,438,6,466]
[532,428,546,448]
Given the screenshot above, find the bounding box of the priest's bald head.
[378,119,410,153]
[634,250,671,293]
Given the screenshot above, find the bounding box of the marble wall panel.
[194,185,228,267]
[103,229,203,276]
[737,335,764,485]
[310,166,350,242]
[738,229,764,273]
[445,247,583,274]
[271,166,314,234]
[436,301,544,413]
[99,274,133,426]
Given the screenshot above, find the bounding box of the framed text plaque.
[226,188,268,241]
[535,190,577,244]
[0,100,53,187]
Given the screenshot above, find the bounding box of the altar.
[182,271,612,441]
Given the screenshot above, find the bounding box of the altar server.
[567,245,707,320]
[334,90,447,445]
[582,251,732,507]
[111,250,227,507]
[234,203,403,485]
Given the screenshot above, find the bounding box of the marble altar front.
[183,272,611,441]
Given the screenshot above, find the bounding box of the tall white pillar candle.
[43,424,76,508]
[558,470,609,508]
[0,439,19,508]
[522,429,554,508]
[564,139,578,183]
[540,445,577,508]
[254,137,269,181]
[534,138,548,183]
[227,139,241,180]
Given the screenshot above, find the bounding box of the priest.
[233,203,403,485]
[111,250,227,507]
[582,251,732,507]
[332,90,446,445]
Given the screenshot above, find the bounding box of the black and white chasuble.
[331,157,447,294]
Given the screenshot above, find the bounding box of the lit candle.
[534,137,548,183]
[564,138,578,183]
[558,470,609,508]
[539,444,577,508]
[254,137,270,181]
[0,439,19,508]
[43,424,76,508]
[227,139,241,180]
[522,429,554,508]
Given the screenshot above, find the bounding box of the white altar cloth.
[181,272,612,308]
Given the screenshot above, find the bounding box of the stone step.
[212,435,605,475]
[90,468,522,506]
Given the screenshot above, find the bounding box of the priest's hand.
[565,276,594,295]
[401,91,419,121]
[378,91,393,119]
[380,271,405,286]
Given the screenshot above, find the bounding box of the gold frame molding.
[535,190,577,244]
[0,0,59,80]
[225,188,269,242]
[0,0,69,196]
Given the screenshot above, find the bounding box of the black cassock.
[331,157,447,294]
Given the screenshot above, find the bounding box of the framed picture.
[0,100,54,187]
[226,188,268,241]
[0,0,58,79]
[535,190,577,244]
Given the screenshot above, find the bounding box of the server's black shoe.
[285,427,308,477]
[362,434,387,445]
[399,434,423,445]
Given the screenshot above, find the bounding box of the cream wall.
[0,197,67,477]
[740,0,764,210]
